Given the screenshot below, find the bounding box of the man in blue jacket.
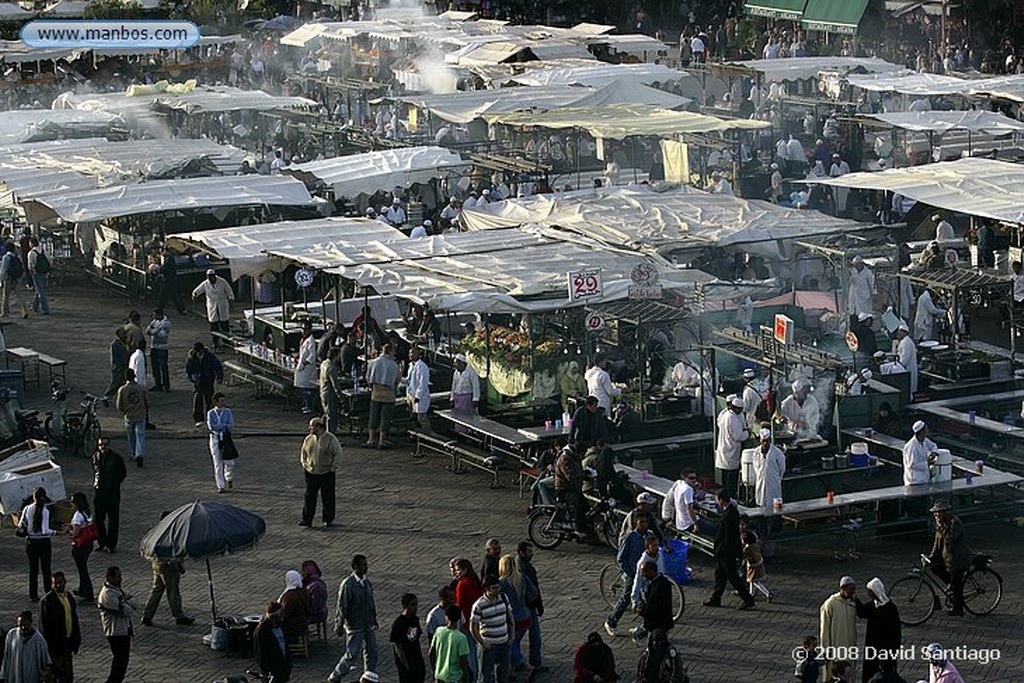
[604,515,649,636]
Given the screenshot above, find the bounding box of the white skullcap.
[861,369,873,381]
[759,428,771,439]
[857,312,872,321]
[392,197,401,204]
[482,189,490,195]
[898,322,910,332]
[455,353,467,363]
[912,420,926,433]
[839,575,856,587]
[743,368,755,378]
[852,255,863,264]
[423,219,432,227]
[730,396,744,408]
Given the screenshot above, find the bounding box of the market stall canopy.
[745,0,806,20]
[846,71,971,96]
[167,217,405,280]
[718,57,903,82]
[0,138,246,199]
[0,39,82,63]
[801,157,1024,224]
[0,3,34,20]
[460,185,862,251]
[869,111,1024,135]
[23,174,313,223]
[485,103,767,139]
[401,82,689,124]
[283,146,467,197]
[965,75,1024,103]
[0,110,125,145]
[40,0,159,15]
[53,85,317,117]
[496,61,694,88]
[801,0,870,34]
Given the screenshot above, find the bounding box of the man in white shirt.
[779,380,820,440]
[752,427,785,522]
[440,197,461,231]
[269,150,285,173]
[690,34,705,63]
[715,395,749,499]
[462,191,479,210]
[740,368,764,431]
[404,346,431,433]
[914,289,945,341]
[903,420,936,486]
[1012,261,1024,306]
[384,197,406,226]
[191,269,234,350]
[785,134,805,163]
[896,323,918,395]
[450,353,480,416]
[662,468,698,532]
[584,357,621,414]
[409,220,430,238]
[933,214,955,241]
[847,256,875,320]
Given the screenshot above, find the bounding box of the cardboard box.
[0,440,66,515]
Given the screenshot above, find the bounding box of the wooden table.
[435,409,539,448]
[5,347,38,388]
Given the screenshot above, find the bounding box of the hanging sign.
[628,262,663,300]
[774,314,794,345]
[585,312,606,331]
[568,269,603,301]
[845,331,859,352]
[294,268,314,288]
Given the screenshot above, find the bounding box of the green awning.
[802,0,869,34]
[745,0,807,20]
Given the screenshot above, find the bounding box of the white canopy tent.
[964,75,1024,104]
[498,61,694,88]
[23,175,314,223]
[721,57,903,82]
[868,111,1024,135]
[0,110,125,145]
[53,86,316,117]
[801,157,1024,224]
[283,146,467,197]
[460,185,864,252]
[845,71,972,96]
[167,217,406,280]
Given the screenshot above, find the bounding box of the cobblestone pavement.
[0,283,1022,683]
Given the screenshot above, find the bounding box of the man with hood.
[560,361,588,414]
[855,577,901,683]
[847,256,875,322]
[820,576,858,681]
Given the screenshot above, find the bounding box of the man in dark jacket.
[105,328,130,399]
[516,541,544,670]
[928,500,971,616]
[186,341,223,427]
[856,577,901,683]
[40,571,82,683]
[155,246,186,315]
[571,396,611,452]
[703,489,755,609]
[638,561,674,639]
[92,437,127,552]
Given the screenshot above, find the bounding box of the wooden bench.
[450,444,503,488]
[252,373,290,399]
[408,430,458,465]
[222,360,256,387]
[34,352,67,386]
[5,347,39,387]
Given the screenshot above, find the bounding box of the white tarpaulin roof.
[0,138,245,198]
[846,71,972,95]
[801,157,1024,224]
[0,3,34,20]
[501,61,693,88]
[53,87,316,117]
[284,146,467,196]
[964,75,1024,103]
[400,82,689,124]
[721,57,903,82]
[167,217,406,280]
[25,175,313,223]
[0,110,124,145]
[485,103,768,139]
[269,228,709,313]
[869,111,1024,134]
[460,185,861,250]
[0,39,81,63]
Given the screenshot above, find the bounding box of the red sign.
[846,331,859,352]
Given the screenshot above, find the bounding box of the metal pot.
[821,455,836,470]
[835,454,850,469]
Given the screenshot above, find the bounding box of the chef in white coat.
[896,322,918,396]
[846,368,872,396]
[293,321,319,415]
[584,357,621,414]
[404,346,432,432]
[741,368,765,430]
[780,379,821,440]
[715,395,749,498]
[903,420,937,485]
[192,269,235,349]
[914,289,945,341]
[753,427,786,519]
[847,256,875,319]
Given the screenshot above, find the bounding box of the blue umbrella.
[256,15,303,31]
[139,500,266,618]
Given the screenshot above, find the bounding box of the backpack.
[5,253,23,281]
[34,250,51,275]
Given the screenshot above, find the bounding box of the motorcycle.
[44,381,69,441]
[0,388,45,445]
[527,480,621,551]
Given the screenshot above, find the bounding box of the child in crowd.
[742,530,772,602]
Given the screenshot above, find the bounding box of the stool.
[309,620,328,643]
[286,632,309,659]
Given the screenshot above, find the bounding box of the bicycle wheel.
[83,420,101,457]
[44,416,57,442]
[527,509,563,550]
[599,515,618,550]
[599,562,625,609]
[963,567,1002,616]
[671,580,686,621]
[888,575,937,626]
[65,425,84,458]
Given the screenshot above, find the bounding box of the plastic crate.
[662,539,690,584]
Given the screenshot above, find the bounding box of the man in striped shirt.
[470,575,514,683]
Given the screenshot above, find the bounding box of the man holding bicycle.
[928,500,971,617]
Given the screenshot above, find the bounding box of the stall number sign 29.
[568,269,603,301]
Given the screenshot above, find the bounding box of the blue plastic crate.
[662,539,690,583]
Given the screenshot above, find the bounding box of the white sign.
[945,249,959,266]
[294,268,314,288]
[585,312,606,331]
[630,263,660,287]
[845,331,859,352]
[568,269,603,301]
[628,285,664,300]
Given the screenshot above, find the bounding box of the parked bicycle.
[887,553,1002,626]
[45,389,104,458]
[599,558,687,622]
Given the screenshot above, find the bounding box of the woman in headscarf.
[301,560,328,628]
[278,570,311,642]
[856,577,902,683]
[560,361,588,414]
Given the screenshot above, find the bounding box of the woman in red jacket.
[574,631,618,683]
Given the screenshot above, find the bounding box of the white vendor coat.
[451,365,480,401]
[897,334,918,395]
[902,435,936,485]
[585,365,620,414]
[847,266,875,317]
[753,443,786,514]
[405,358,431,414]
[192,276,234,323]
[715,409,749,470]
[914,290,943,341]
[780,394,820,439]
[741,382,764,430]
[293,334,318,389]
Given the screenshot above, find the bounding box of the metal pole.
[206,558,217,620]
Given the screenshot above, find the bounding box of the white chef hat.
[759,428,771,440]
[743,368,755,378]
[857,312,872,321]
[912,420,926,433]
[730,396,744,408]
